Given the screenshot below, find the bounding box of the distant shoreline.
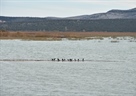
[0,31,136,40]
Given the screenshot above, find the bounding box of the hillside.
[67,8,136,19]
[0,8,136,32]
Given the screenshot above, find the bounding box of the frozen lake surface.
[0,37,136,96]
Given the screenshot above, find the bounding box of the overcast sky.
[0,0,136,17]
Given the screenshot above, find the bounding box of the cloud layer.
[1,0,136,17]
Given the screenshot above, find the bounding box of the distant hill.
[67,8,136,19]
[0,8,136,32]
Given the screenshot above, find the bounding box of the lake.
[0,37,136,96]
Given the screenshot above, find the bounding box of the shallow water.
[0,37,136,96]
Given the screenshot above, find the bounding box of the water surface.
[0,38,136,96]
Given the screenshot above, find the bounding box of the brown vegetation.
[0,31,136,40]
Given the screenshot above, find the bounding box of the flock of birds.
[51,58,84,62]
